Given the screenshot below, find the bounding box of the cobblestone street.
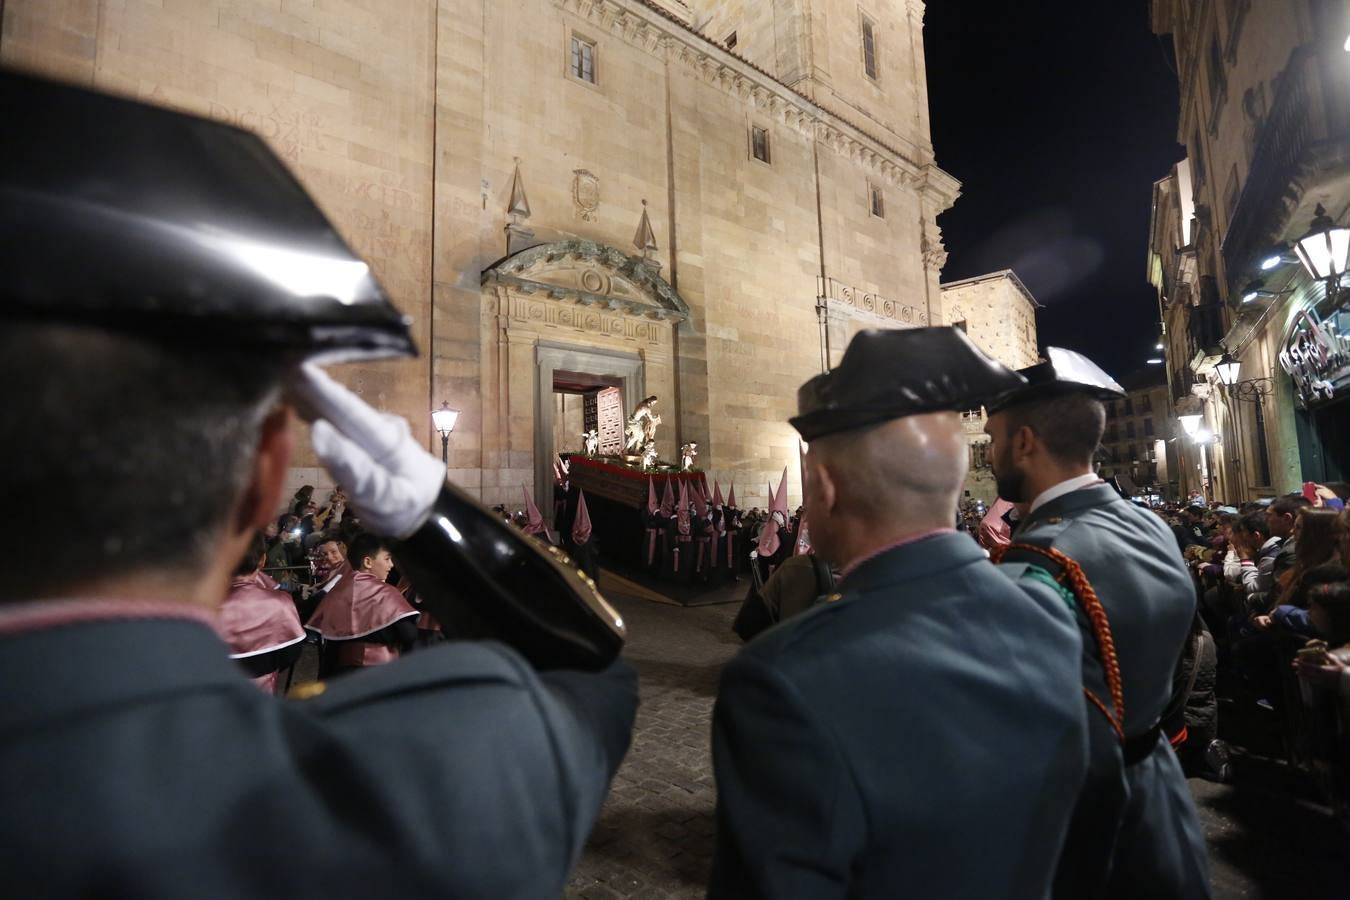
[566,591,740,900]
[564,589,1348,900]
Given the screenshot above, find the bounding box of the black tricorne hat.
[985,347,1125,414]
[788,327,1027,442]
[0,70,414,363]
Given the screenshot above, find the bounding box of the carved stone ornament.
[573,169,600,222]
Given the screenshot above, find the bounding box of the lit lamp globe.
[432,402,460,464]
[1194,427,1214,445]
[1293,204,1350,288]
[1178,414,1203,437]
[1214,353,1242,387]
[432,402,460,437]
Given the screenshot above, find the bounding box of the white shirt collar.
[1029,473,1102,514]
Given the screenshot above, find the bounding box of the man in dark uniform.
[984,348,1210,899]
[710,328,1089,899]
[0,72,635,897]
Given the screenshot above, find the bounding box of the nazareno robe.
[219,571,306,692]
[306,567,420,671]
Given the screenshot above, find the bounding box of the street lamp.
[1178,414,1203,436]
[1214,352,1242,387]
[432,401,460,464]
[1293,204,1350,299]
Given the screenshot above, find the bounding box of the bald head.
[804,412,967,566]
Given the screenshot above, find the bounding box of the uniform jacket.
[0,602,637,899]
[1005,483,1210,899]
[710,531,1088,900]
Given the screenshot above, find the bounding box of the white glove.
[288,363,446,539]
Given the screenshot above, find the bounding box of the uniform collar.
[1018,482,1122,531]
[1029,473,1103,514]
[840,530,983,593]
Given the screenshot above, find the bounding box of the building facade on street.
[939,270,1042,503]
[1149,0,1350,504]
[2,0,965,511]
[1096,367,1179,502]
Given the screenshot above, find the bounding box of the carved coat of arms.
[572,169,600,222]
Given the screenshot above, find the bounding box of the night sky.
[924,0,1183,380]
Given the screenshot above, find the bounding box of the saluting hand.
[287,363,446,539]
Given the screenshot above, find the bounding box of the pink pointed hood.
[772,466,789,516]
[522,485,546,536]
[692,480,709,518]
[727,482,737,509]
[676,479,691,535]
[660,476,675,517]
[712,481,724,508]
[757,514,781,557]
[572,490,593,545]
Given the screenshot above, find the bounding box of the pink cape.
[219,572,305,659]
[306,570,419,667]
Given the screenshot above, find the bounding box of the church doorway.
[550,371,624,527]
[533,344,645,524]
[480,240,689,511]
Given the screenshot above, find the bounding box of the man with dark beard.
[983,348,1209,900]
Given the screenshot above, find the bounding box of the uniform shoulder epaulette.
[1018,564,1077,613]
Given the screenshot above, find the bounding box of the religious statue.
[680,441,698,472]
[624,396,662,454]
[581,429,599,457]
[640,441,659,470]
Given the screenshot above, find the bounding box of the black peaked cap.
[0,70,414,363]
[986,347,1125,413]
[788,327,1027,442]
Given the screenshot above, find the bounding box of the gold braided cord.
[995,543,1126,743]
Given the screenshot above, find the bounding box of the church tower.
[689,0,935,166]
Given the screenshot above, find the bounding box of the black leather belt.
[1123,724,1162,766]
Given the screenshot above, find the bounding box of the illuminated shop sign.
[1280,303,1350,406]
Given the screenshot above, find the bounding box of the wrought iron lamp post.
[432,402,460,464]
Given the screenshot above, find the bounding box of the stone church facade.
[4,0,960,510]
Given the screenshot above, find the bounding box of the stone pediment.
[482,240,689,322]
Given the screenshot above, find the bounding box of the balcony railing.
[1187,301,1226,365]
[1221,45,1334,297]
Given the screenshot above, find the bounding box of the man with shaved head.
[708,328,1089,900]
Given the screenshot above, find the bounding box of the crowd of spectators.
[1163,483,1350,820]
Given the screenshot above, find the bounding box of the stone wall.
[2,0,437,510]
[940,270,1042,503]
[3,0,957,516]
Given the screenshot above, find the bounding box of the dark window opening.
[861,17,878,80]
[570,36,595,84]
[751,126,770,164]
